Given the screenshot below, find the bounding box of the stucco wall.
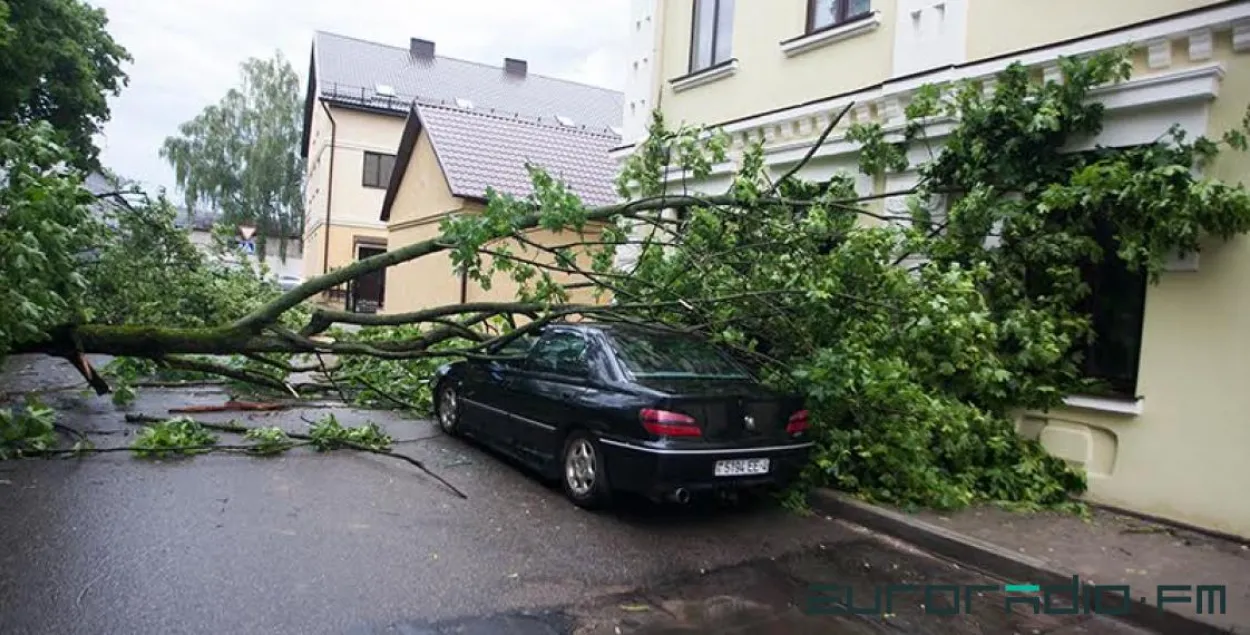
[384,130,470,314]
[303,223,389,280]
[965,0,1227,61]
[302,99,407,280]
[1018,43,1250,538]
[656,0,898,128]
[384,130,609,314]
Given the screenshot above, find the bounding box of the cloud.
[89,0,629,195]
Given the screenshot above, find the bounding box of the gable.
[386,127,463,226]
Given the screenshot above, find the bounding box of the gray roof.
[311,31,623,130]
[381,103,621,220]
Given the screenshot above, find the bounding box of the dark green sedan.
[432,322,812,509]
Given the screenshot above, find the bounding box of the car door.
[459,333,537,444]
[511,330,592,464]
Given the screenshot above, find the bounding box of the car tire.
[560,431,611,510]
[435,382,461,437]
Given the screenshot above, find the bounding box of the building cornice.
[658,61,1226,181]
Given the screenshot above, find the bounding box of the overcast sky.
[89,0,630,195]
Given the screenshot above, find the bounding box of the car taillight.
[640,408,702,438]
[786,410,810,435]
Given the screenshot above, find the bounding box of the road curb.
[809,489,1234,635]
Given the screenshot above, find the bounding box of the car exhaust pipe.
[669,488,691,504]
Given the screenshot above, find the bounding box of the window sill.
[780,12,881,58]
[1061,394,1143,416]
[669,59,739,93]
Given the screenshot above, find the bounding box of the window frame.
[524,330,591,379]
[361,151,396,189]
[806,0,873,35]
[1076,222,1148,400]
[688,0,734,73]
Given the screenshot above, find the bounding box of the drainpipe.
[319,99,337,276]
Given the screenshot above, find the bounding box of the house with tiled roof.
[300,31,623,312]
[379,100,620,313]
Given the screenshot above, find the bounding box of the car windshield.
[606,330,751,379]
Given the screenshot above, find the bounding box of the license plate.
[714,458,770,477]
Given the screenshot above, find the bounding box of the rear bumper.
[597,437,812,498]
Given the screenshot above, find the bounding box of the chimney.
[410,38,435,60]
[504,57,527,78]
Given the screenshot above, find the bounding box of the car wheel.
[561,431,611,509]
[436,382,461,436]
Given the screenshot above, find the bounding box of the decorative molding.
[780,12,882,58]
[1189,28,1214,61]
[1147,38,1172,69]
[1235,20,1250,52]
[1086,62,1223,111]
[881,97,904,125]
[981,77,997,99]
[852,103,872,123]
[659,62,1223,183]
[669,59,738,93]
[1062,395,1143,417]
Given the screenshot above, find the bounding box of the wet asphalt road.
[0,355,1151,635]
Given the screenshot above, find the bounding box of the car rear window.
[606,330,751,379]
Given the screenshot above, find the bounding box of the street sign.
[238,225,257,241]
[240,239,256,255]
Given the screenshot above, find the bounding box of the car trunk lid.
[634,378,797,442]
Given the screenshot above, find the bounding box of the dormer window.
[454,97,474,109]
[556,115,575,127]
[375,84,396,97]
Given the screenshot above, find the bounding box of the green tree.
[0,0,130,166]
[0,122,99,355]
[160,52,305,260]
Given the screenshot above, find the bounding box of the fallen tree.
[6,51,1250,510]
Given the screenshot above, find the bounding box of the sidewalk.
[812,490,1250,634]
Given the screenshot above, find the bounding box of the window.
[362,152,396,189]
[492,333,539,367]
[808,0,872,33]
[1077,217,1147,398]
[527,332,590,377]
[607,330,751,380]
[689,0,734,72]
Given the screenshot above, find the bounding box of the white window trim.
[781,11,883,58]
[1061,394,1144,416]
[670,59,739,93]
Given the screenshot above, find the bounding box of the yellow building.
[379,101,621,313]
[615,0,1250,538]
[300,32,623,311]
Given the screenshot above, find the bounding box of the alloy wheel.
[565,438,596,496]
[438,385,458,433]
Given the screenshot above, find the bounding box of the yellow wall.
[1019,46,1250,538]
[302,99,407,281]
[383,130,470,314]
[463,226,607,305]
[384,130,609,314]
[656,0,898,128]
[966,0,1227,61]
